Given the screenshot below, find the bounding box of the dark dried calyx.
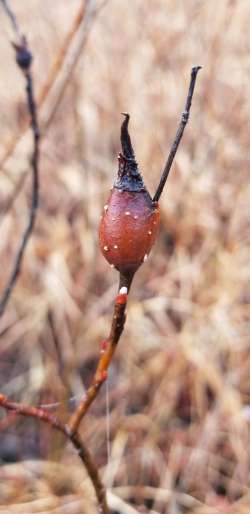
[114,113,146,193]
[12,37,32,71]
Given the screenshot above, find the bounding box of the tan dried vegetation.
[0,0,249,513]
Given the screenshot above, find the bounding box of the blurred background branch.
[0,1,40,316]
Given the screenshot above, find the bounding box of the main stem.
[68,272,133,434]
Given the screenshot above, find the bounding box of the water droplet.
[104,205,108,211]
[148,230,152,235]
[113,245,118,249]
[125,211,131,216]
[103,246,109,252]
[133,215,138,220]
[143,254,148,262]
[110,264,114,268]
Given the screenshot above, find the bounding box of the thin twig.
[0,0,21,37]
[68,273,132,435]
[69,68,201,431]
[0,4,110,511]
[0,394,65,430]
[0,22,40,316]
[153,66,201,202]
[0,394,109,514]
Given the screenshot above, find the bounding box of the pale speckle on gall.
[119,286,128,295]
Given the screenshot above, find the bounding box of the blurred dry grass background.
[0,0,250,512]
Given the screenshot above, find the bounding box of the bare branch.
[68,273,133,434]
[42,0,101,129]
[0,23,40,316]
[0,4,110,513]
[0,394,109,514]
[0,394,65,431]
[70,67,202,431]
[69,431,109,513]
[153,66,201,202]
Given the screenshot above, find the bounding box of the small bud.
[99,370,108,381]
[100,340,108,353]
[16,47,32,69]
[116,293,128,305]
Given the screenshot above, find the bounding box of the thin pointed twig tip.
[121,112,130,124]
[192,65,202,74]
[153,67,201,202]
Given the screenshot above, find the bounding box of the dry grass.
[0,0,250,512]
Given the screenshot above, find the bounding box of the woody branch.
[68,67,201,433]
[0,1,39,317]
[69,273,130,434]
[0,2,109,513]
[0,394,109,514]
[153,66,201,202]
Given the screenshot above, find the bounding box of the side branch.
[153,66,201,202]
[0,394,64,431]
[0,394,109,514]
[0,29,40,316]
[68,273,132,435]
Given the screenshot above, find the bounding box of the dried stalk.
[153,66,201,202]
[0,0,107,316]
[69,273,131,434]
[42,0,102,129]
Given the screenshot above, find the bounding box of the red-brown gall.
[99,114,160,276]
